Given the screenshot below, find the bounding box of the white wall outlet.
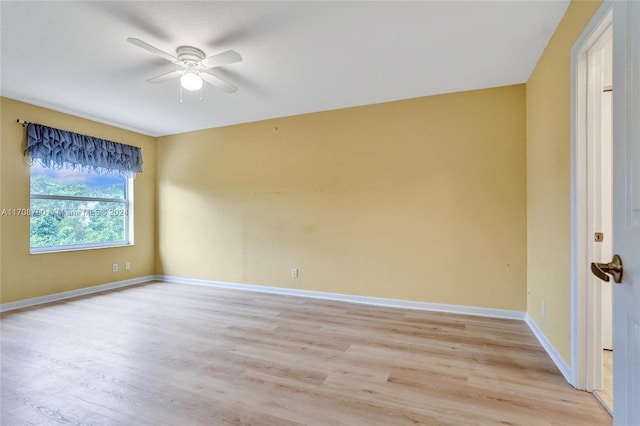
[125,262,131,271]
[292,267,298,278]
[112,263,118,272]
[540,301,546,327]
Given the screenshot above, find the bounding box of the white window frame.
[30,175,134,254]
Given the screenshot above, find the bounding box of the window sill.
[30,242,133,255]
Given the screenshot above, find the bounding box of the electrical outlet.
[112,263,118,272]
[292,267,298,278]
[125,262,131,271]
[540,301,546,327]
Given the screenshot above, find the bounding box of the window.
[23,122,142,253]
[30,163,133,253]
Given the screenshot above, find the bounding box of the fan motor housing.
[176,46,205,64]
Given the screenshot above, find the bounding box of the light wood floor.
[1,282,611,425]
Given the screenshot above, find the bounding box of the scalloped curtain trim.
[24,123,143,177]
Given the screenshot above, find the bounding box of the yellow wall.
[0,98,156,303]
[157,85,527,311]
[526,0,602,363]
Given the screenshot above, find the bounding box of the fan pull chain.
[200,85,203,102]
[179,84,183,104]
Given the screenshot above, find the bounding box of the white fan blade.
[147,69,183,83]
[127,38,178,63]
[201,71,238,93]
[200,50,242,69]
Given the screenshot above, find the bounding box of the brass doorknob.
[591,254,624,283]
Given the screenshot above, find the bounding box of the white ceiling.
[1,1,569,137]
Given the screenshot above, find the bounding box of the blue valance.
[24,123,143,177]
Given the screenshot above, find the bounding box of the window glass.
[30,163,126,199]
[30,164,132,252]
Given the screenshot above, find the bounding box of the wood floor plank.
[1,281,611,425]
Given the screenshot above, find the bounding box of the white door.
[611,2,640,424]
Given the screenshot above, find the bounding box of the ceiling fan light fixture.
[127,39,241,95]
[180,69,202,91]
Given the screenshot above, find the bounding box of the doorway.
[592,37,613,411]
[570,3,613,415]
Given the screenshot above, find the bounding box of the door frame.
[570,1,613,392]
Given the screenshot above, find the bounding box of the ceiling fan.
[127,38,242,94]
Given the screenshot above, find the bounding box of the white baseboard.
[158,275,527,320]
[525,313,572,384]
[0,275,156,313]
